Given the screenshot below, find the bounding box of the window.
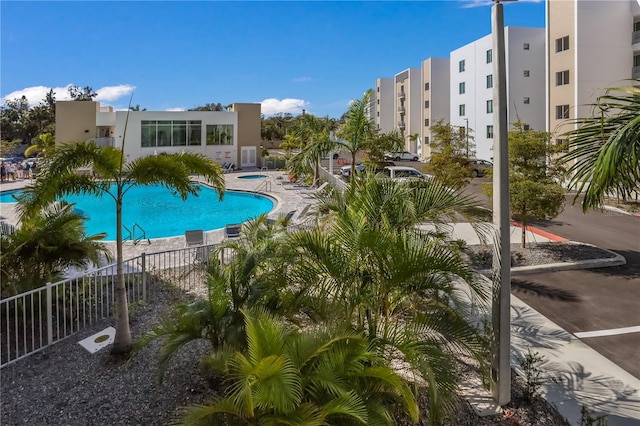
[556,138,568,152]
[556,70,569,85]
[486,74,493,88]
[377,99,379,104]
[141,120,202,147]
[459,60,465,72]
[486,125,494,139]
[424,118,430,126]
[459,104,466,116]
[635,21,640,32]
[425,82,430,90]
[486,100,493,113]
[634,53,640,67]
[377,86,380,92]
[555,35,569,52]
[524,97,530,104]
[206,124,234,145]
[459,82,466,94]
[555,104,570,119]
[424,100,430,108]
[486,49,493,63]
[523,43,530,50]
[523,124,530,131]
[523,70,530,77]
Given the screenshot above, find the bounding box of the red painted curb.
[510,221,568,242]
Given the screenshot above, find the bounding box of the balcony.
[397,121,406,130]
[88,137,115,148]
[397,92,405,100]
[633,31,640,44]
[633,66,640,79]
[397,106,405,114]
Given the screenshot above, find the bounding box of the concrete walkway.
[1,171,638,425]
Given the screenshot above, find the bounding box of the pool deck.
[0,168,314,259]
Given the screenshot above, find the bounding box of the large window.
[206,124,234,145]
[555,35,569,52]
[486,125,494,139]
[459,82,466,94]
[556,70,570,86]
[486,49,492,64]
[486,100,493,113]
[141,120,202,147]
[555,104,570,119]
[486,74,493,89]
[459,60,465,72]
[459,104,466,116]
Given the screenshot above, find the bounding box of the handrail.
[122,224,133,242]
[255,179,272,193]
[132,222,151,245]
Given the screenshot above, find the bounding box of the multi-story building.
[450,26,545,161]
[394,68,422,153]
[374,78,395,133]
[420,57,450,159]
[55,101,262,168]
[546,0,640,145]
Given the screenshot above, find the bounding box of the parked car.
[382,166,432,181]
[384,151,420,162]
[466,159,493,177]
[340,161,396,177]
[340,162,366,177]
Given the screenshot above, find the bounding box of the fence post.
[141,253,147,302]
[46,282,53,346]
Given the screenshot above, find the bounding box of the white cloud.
[260,98,309,116]
[2,84,135,106]
[292,76,311,83]
[165,107,185,112]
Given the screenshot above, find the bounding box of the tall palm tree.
[284,174,490,423]
[559,83,640,211]
[16,142,225,353]
[1,201,110,297]
[181,309,419,426]
[288,114,335,185]
[336,90,376,181]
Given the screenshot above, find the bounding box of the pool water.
[1,184,274,240]
[237,175,268,179]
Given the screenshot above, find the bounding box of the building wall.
[394,68,422,152]
[231,103,262,167]
[375,78,394,133]
[421,57,450,159]
[55,101,100,144]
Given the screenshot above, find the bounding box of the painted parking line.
[574,325,640,339]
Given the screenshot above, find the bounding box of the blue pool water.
[1,184,274,240]
[237,175,267,179]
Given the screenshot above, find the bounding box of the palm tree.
[336,90,376,181]
[25,132,56,158]
[16,142,225,353]
[284,174,490,423]
[1,201,110,297]
[559,83,640,211]
[181,309,419,425]
[288,114,335,185]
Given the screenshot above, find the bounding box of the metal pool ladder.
[123,223,151,245]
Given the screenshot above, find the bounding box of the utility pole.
[491,0,512,406]
[464,118,470,158]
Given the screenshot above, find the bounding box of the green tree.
[17,142,225,353]
[285,174,489,424]
[288,114,335,185]
[486,123,565,248]
[25,132,56,158]
[1,202,110,297]
[182,309,419,426]
[68,85,97,101]
[424,120,473,190]
[365,129,404,164]
[559,83,640,211]
[1,96,33,143]
[188,102,225,111]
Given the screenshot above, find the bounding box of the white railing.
[0,244,235,368]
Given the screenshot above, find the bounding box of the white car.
[382,166,432,181]
[340,163,365,177]
[384,151,420,161]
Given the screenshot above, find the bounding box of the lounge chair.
[185,229,204,246]
[267,210,296,226]
[225,223,241,238]
[299,181,329,196]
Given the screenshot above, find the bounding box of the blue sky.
[1,1,545,118]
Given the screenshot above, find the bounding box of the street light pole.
[491,0,511,406]
[464,118,469,158]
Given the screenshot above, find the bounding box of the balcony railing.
[87,137,115,147]
[398,107,405,114]
[397,92,405,100]
[633,66,640,79]
[397,121,406,129]
[633,30,640,44]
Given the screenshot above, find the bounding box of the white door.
[241,147,257,168]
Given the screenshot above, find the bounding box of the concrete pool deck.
[0,167,314,259]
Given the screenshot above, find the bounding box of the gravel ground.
[2,243,607,425]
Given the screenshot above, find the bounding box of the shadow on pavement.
[512,279,581,302]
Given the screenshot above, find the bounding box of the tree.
[68,85,97,101]
[128,104,146,111]
[25,133,56,158]
[485,123,565,248]
[285,174,489,423]
[1,96,32,143]
[424,120,473,190]
[365,129,404,163]
[1,202,110,297]
[17,142,225,353]
[336,90,377,181]
[559,83,640,211]
[288,114,335,185]
[182,309,419,425]
[188,102,225,111]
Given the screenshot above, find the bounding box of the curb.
[478,242,627,277]
[510,221,568,242]
[603,205,640,217]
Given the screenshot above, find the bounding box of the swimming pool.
[237,174,268,179]
[0,184,275,240]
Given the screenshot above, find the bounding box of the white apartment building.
[394,68,422,153]
[56,101,262,168]
[421,57,450,159]
[546,0,640,143]
[374,78,395,133]
[450,26,545,161]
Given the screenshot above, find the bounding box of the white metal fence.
[0,244,230,368]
